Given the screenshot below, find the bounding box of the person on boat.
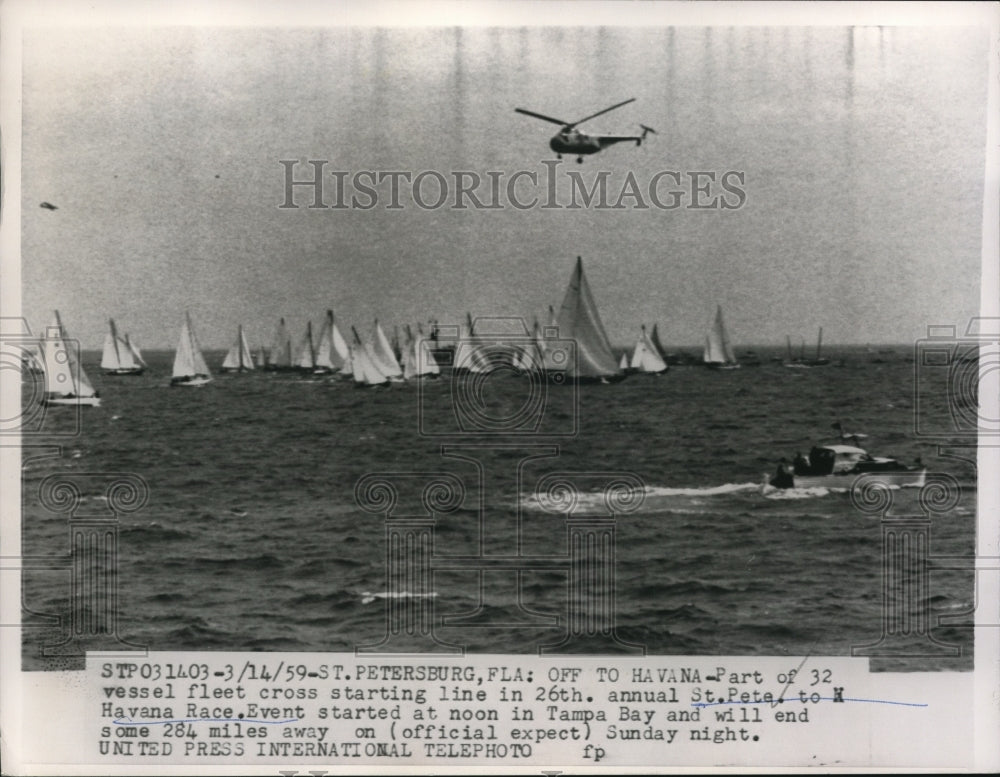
[793,451,810,474]
[771,458,794,489]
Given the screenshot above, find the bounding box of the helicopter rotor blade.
[570,97,637,128]
[514,107,571,127]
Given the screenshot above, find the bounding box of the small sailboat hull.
[104,367,144,376]
[44,395,102,407]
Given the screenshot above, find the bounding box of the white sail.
[370,320,403,380]
[630,325,668,373]
[402,325,440,379]
[703,305,738,367]
[42,311,99,404]
[314,311,335,372]
[549,257,621,379]
[331,314,351,373]
[351,328,389,386]
[101,319,140,373]
[295,321,316,370]
[618,352,628,371]
[101,332,119,370]
[172,312,212,385]
[268,318,292,369]
[221,325,254,371]
[124,334,147,367]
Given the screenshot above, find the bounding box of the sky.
[7,3,997,350]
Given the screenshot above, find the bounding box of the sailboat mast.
[816,327,823,360]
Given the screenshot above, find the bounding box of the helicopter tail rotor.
[638,124,658,145]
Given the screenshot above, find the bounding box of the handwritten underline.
[113,717,300,726]
[692,698,926,708]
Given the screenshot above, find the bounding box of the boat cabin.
[794,444,904,477]
[795,445,869,476]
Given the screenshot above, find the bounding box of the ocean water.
[20,346,977,671]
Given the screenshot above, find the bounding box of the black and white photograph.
[2,0,998,773]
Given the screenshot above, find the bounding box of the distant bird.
[832,421,868,445]
[39,202,58,210]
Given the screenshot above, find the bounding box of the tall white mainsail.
[221,324,254,371]
[548,257,621,379]
[172,312,212,386]
[331,312,351,374]
[42,311,100,405]
[314,311,335,373]
[350,327,389,386]
[370,319,403,380]
[703,305,739,368]
[630,325,668,373]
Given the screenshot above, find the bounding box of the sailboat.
[42,311,101,406]
[783,327,830,368]
[370,319,404,381]
[547,257,622,381]
[221,325,255,372]
[171,312,212,386]
[331,313,352,376]
[266,317,292,370]
[294,321,317,371]
[350,327,389,387]
[401,324,441,380]
[101,318,144,375]
[703,305,740,369]
[314,311,336,374]
[630,325,668,374]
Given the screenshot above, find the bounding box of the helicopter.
[515,97,656,162]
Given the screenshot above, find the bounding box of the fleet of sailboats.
[31,259,857,407]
